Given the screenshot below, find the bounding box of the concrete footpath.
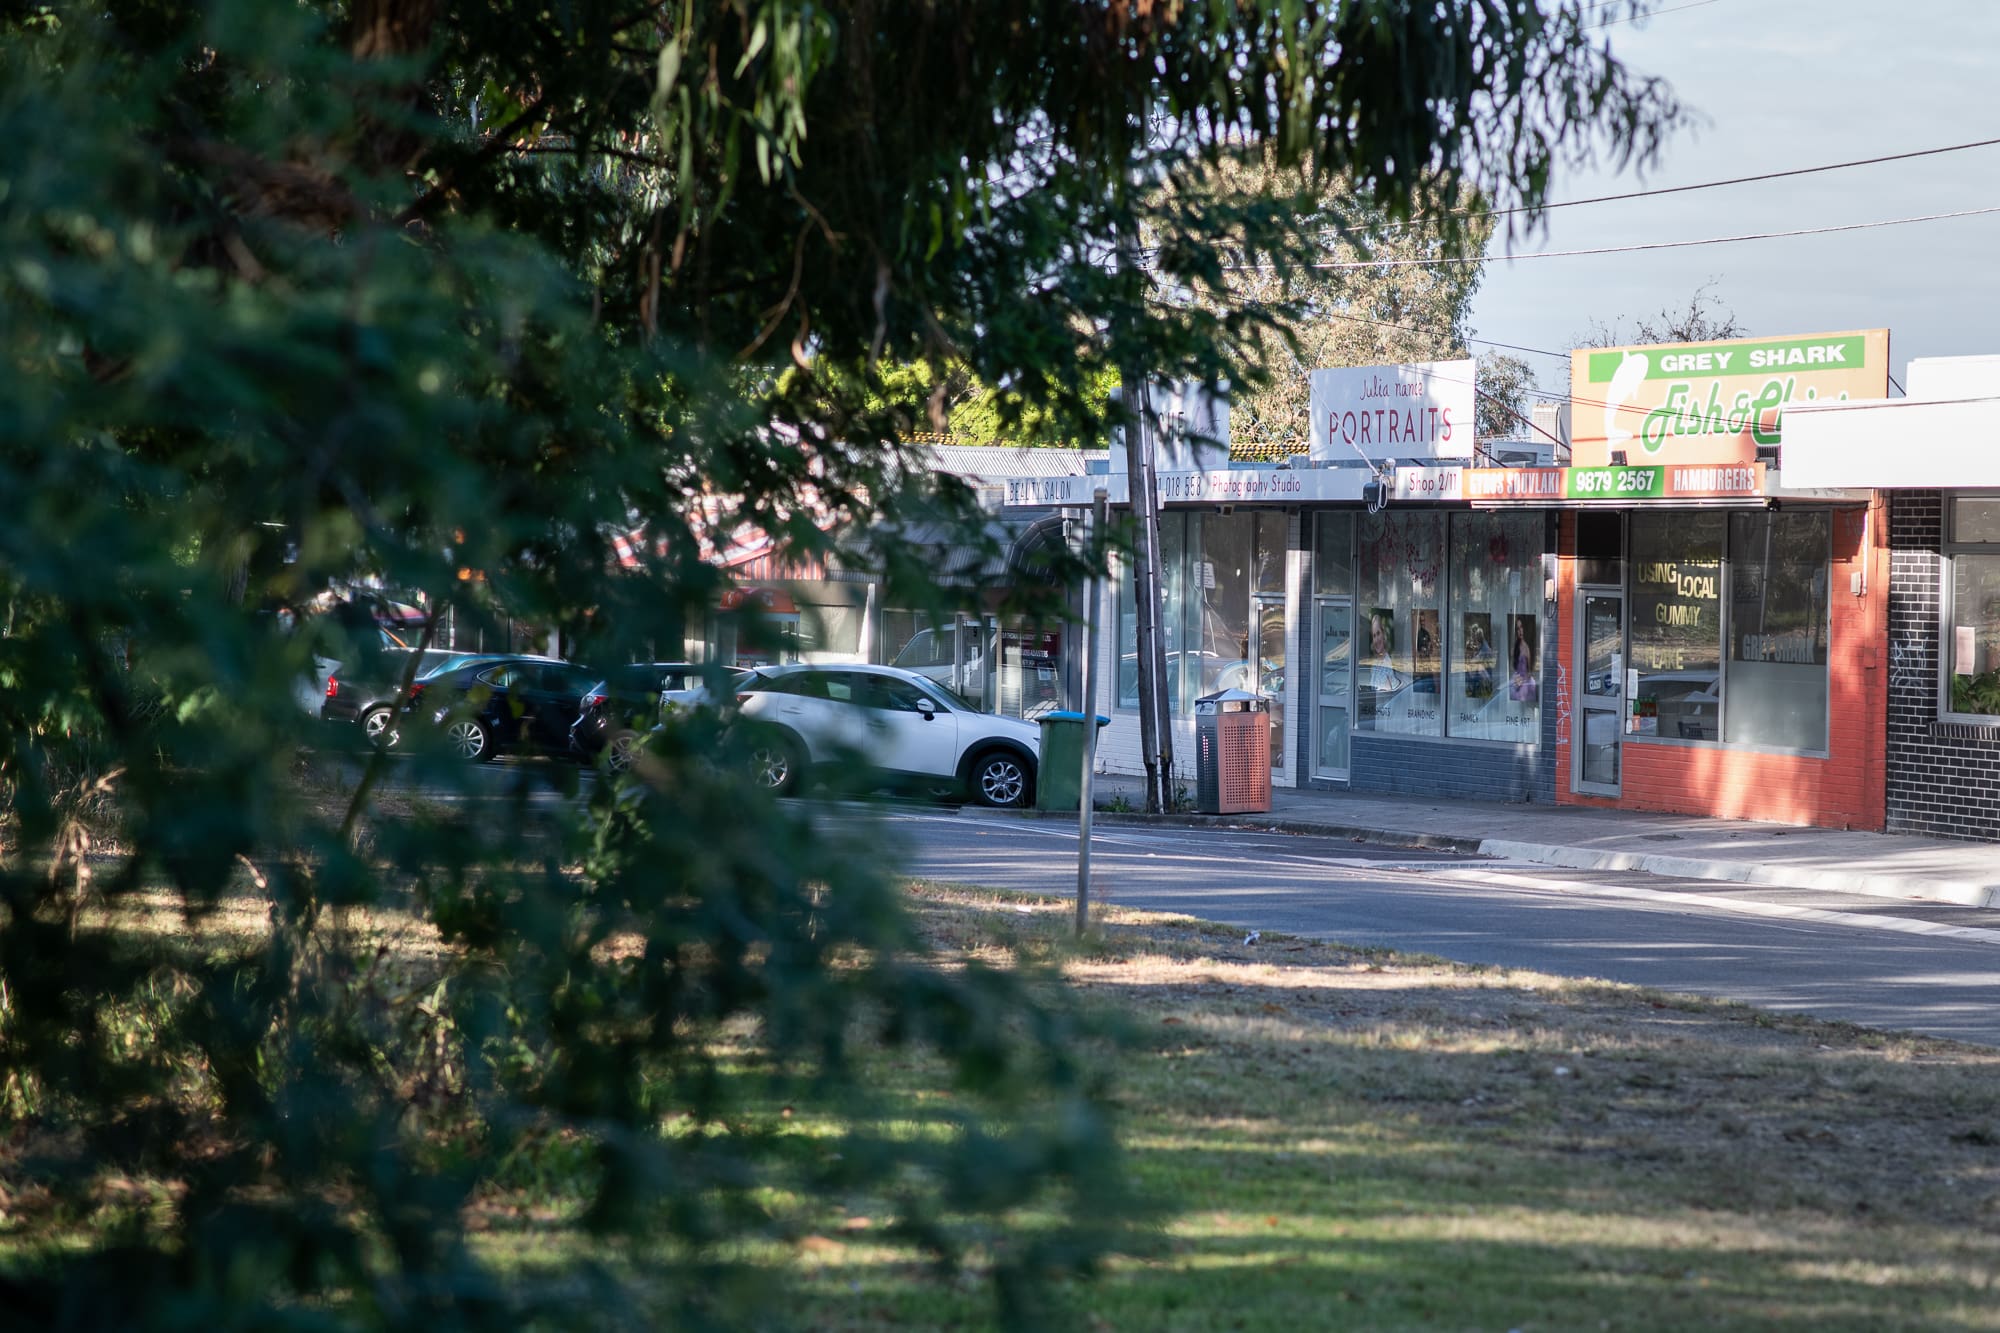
[1073,773,2000,910]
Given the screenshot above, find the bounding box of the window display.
[1355,512,1444,736]
[1627,511,1724,741]
[1446,512,1542,742]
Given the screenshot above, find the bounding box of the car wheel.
[604,730,641,774]
[361,705,400,752]
[970,749,1031,808]
[748,734,803,795]
[446,717,494,762]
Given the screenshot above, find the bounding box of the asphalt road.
[325,750,2000,1047]
[876,806,2000,1048]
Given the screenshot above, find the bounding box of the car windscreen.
[923,678,980,712]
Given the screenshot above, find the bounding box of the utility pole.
[1076,485,1107,936]
[1122,377,1170,814]
[1137,380,1174,811]
[1114,216,1168,814]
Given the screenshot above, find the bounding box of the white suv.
[732,663,1039,806]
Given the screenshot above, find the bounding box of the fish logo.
[1604,350,1650,452]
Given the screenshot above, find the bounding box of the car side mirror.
[915,698,937,718]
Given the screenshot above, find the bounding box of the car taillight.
[325,676,338,698]
[407,682,426,703]
[586,692,607,707]
[735,690,756,704]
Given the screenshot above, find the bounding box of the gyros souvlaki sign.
[1570,329,1890,468]
[1308,358,1476,463]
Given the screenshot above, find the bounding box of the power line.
[1466,135,2000,227]
[1255,203,2000,271]
[1588,0,1727,28]
[1140,134,2000,258]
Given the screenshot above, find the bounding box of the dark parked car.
[568,662,748,770]
[409,655,600,761]
[321,647,471,749]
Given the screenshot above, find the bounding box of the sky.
[1467,0,2000,405]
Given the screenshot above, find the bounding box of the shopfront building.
[1784,355,2000,843]
[1527,329,1892,830]
[1011,334,1894,830]
[1055,360,1558,803]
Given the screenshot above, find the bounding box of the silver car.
[732,663,1039,806]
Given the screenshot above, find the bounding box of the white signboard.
[1391,466,1464,502]
[1154,380,1231,474]
[1003,474,1128,508]
[1002,467,1372,508]
[1110,379,1231,474]
[1308,359,1476,463]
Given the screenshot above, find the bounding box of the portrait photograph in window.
[1462,613,1496,700]
[1413,608,1441,695]
[1364,607,1401,688]
[1507,615,1539,704]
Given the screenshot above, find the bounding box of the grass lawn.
[10,872,2000,1330]
[775,884,2000,1331]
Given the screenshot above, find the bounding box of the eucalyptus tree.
[0,2,1679,1325]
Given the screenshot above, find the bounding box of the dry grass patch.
[779,882,2000,1330]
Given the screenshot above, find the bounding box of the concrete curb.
[1023,806,2000,910]
[1475,838,2000,910]
[1023,806,1484,855]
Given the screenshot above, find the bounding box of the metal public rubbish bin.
[1035,711,1110,812]
[1194,688,1271,815]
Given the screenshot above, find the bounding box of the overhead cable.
[1235,203,2000,271]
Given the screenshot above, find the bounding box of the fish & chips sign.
[1570,329,1888,468]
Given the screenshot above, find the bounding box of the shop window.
[1446,512,1542,742]
[1355,512,1445,737]
[1119,512,1192,711]
[1195,513,1254,699]
[1254,512,1287,595]
[1313,512,1354,596]
[1723,511,1830,751]
[1121,512,1291,716]
[1947,495,2000,718]
[1627,512,1724,741]
[1161,513,1192,711]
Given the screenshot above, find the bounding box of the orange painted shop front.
[1521,325,1895,831]
[1547,500,1889,830]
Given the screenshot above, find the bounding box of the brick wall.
[1553,503,1889,830]
[1885,490,2000,841]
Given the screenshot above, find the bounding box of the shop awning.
[1781,395,2000,489]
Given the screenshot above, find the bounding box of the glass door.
[1252,594,1287,777]
[1574,590,1625,795]
[1313,597,1351,779]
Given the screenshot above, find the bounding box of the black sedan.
[322,647,479,749]
[569,662,747,770]
[409,655,600,761]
